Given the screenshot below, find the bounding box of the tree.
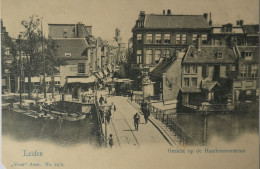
[16,15,62,99]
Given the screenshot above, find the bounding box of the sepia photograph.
[1,0,259,169]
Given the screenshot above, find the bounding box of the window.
[5,59,12,64]
[240,65,247,77]
[182,34,187,44]
[215,39,222,46]
[155,50,161,63]
[176,34,181,45]
[4,48,10,56]
[163,50,170,58]
[191,78,197,87]
[192,34,197,44]
[202,65,208,78]
[137,34,142,43]
[217,52,223,59]
[190,65,197,74]
[183,65,190,74]
[244,52,253,60]
[145,50,152,64]
[55,81,60,85]
[146,34,153,44]
[184,78,189,87]
[65,53,71,57]
[251,64,258,77]
[230,65,236,71]
[202,34,207,44]
[78,63,86,73]
[237,38,242,46]
[246,90,252,95]
[136,50,142,64]
[164,34,171,44]
[155,34,162,44]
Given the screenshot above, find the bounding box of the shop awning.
[67,76,97,84]
[25,77,41,83]
[114,79,134,83]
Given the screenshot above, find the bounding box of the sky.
[1,0,259,43]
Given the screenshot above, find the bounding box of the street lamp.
[18,33,23,107]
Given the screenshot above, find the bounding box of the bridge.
[97,90,180,147]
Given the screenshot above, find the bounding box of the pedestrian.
[112,87,115,97]
[130,90,134,102]
[99,95,104,105]
[113,104,116,112]
[144,109,150,124]
[108,86,112,95]
[105,109,111,124]
[108,134,114,148]
[100,109,104,123]
[133,113,140,131]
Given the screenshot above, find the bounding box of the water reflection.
[173,111,259,145]
[2,108,99,146]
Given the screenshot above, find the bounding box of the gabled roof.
[202,81,220,91]
[54,38,88,59]
[237,46,259,63]
[183,46,236,64]
[243,25,259,35]
[144,14,210,29]
[150,58,174,79]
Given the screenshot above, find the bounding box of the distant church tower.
[114,28,122,43]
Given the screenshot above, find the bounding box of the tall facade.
[131,10,212,75]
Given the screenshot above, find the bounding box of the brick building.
[233,46,259,103]
[131,10,212,75]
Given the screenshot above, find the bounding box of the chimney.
[167,9,171,15]
[197,35,201,51]
[203,13,208,21]
[236,20,244,26]
[209,12,213,26]
[163,10,165,15]
[140,11,145,16]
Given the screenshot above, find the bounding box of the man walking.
[133,113,140,131]
[108,134,114,148]
[144,109,150,124]
[99,95,104,105]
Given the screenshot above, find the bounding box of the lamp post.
[41,18,46,99]
[19,33,22,107]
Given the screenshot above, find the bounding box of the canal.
[171,106,259,145]
[1,107,101,146]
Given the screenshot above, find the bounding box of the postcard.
[1,0,259,169]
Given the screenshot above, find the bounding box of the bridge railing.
[151,106,200,145]
[132,97,200,145]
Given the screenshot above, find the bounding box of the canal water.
[172,104,259,145]
[1,107,101,146]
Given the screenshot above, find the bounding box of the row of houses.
[1,20,126,97]
[130,10,259,108]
